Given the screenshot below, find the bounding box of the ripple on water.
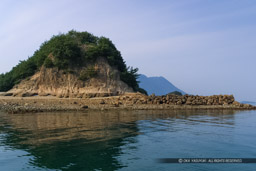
[0,110,256,171]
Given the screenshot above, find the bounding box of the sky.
[0,0,256,101]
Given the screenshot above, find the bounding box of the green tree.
[79,66,98,81]
[51,35,82,69]
[120,67,139,91]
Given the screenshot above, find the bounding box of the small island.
[0,30,255,113]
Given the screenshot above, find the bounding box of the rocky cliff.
[6,57,133,98]
[0,31,141,97]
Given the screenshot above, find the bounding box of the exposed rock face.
[7,58,133,97]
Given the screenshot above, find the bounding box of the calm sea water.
[0,109,256,171]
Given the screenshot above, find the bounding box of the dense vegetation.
[0,30,146,93]
[78,66,98,81]
[168,91,182,96]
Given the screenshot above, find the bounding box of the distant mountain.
[138,74,186,96]
[240,101,256,106]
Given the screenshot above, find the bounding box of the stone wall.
[147,94,235,105]
[116,93,237,106]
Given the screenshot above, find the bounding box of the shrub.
[51,35,83,69]
[44,58,54,68]
[79,66,98,81]
[120,67,139,91]
[138,88,148,95]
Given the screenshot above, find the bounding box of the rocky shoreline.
[0,93,255,114]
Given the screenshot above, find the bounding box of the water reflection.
[0,110,240,170]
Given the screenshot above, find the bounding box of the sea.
[0,109,256,171]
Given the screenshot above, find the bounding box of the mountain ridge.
[138,74,186,96]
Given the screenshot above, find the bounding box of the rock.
[114,103,119,107]
[223,102,228,105]
[233,101,240,106]
[76,94,83,98]
[57,94,64,98]
[243,104,251,108]
[100,100,105,104]
[186,101,192,105]
[4,93,13,96]
[150,93,156,98]
[81,105,88,109]
[39,93,51,96]
[166,95,170,101]
[176,100,182,105]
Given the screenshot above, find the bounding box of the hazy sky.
[1,0,256,101]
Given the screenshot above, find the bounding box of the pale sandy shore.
[0,95,255,114]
